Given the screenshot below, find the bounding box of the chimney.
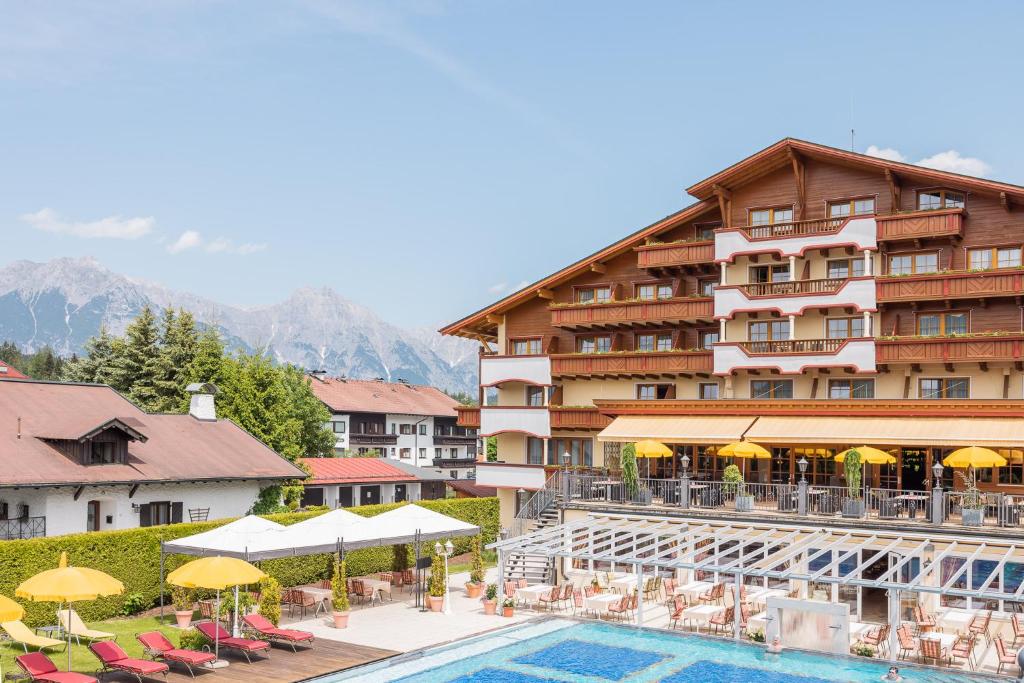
[186,382,219,421]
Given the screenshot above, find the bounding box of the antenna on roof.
[850,128,855,153]
[849,94,856,152]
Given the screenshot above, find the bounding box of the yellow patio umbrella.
[0,596,24,680]
[16,552,124,671]
[717,442,771,459]
[943,446,1007,469]
[632,440,672,478]
[168,556,266,664]
[835,446,896,465]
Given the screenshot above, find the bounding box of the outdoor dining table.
[681,604,723,631]
[920,631,959,649]
[937,608,976,634]
[609,574,638,593]
[848,621,875,641]
[361,577,393,599]
[746,611,768,633]
[297,585,333,610]
[583,593,622,617]
[674,580,713,601]
[516,583,555,606]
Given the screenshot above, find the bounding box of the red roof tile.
[446,480,496,498]
[307,377,459,417]
[300,457,424,485]
[0,362,27,379]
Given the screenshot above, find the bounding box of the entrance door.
[338,487,353,508]
[86,501,100,532]
[361,485,381,505]
[901,449,928,490]
[394,484,407,503]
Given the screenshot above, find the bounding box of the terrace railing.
[739,338,845,355]
[740,278,846,297]
[0,516,45,540]
[509,471,561,538]
[744,217,846,240]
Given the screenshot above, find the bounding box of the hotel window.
[636,283,673,300]
[968,246,1022,270]
[636,332,672,352]
[749,320,789,342]
[699,330,719,349]
[576,286,611,304]
[526,437,544,465]
[400,448,412,458]
[698,383,719,400]
[576,335,611,353]
[419,448,427,459]
[549,437,593,467]
[88,441,117,465]
[695,222,721,241]
[399,424,413,435]
[828,378,875,399]
[510,338,542,355]
[749,206,794,226]
[917,312,967,336]
[331,421,346,434]
[827,258,865,279]
[525,385,545,407]
[998,450,1024,485]
[917,189,965,211]
[826,316,864,339]
[888,252,938,275]
[697,279,716,297]
[450,447,458,458]
[750,379,793,399]
[750,264,790,283]
[418,424,427,435]
[636,383,673,400]
[919,377,969,399]
[435,447,442,459]
[827,197,875,217]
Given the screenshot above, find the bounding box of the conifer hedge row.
[0,497,497,626]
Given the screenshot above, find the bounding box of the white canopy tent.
[162,515,285,559]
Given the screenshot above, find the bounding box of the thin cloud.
[168,231,266,256]
[167,230,202,254]
[866,145,991,177]
[20,208,153,239]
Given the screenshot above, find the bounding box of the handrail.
[509,471,561,538]
[739,278,846,297]
[742,217,847,240]
[740,338,845,354]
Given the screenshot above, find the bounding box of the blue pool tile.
[662,660,834,683]
[444,668,553,683]
[514,638,667,681]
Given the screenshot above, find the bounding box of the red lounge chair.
[89,641,169,682]
[15,653,97,683]
[242,614,315,652]
[136,631,216,677]
[195,621,271,663]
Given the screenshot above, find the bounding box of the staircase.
[502,474,562,584]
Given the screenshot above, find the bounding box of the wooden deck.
[99,639,398,683]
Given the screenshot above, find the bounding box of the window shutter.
[140,504,152,528]
[171,502,183,524]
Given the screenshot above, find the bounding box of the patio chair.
[1012,612,1024,647]
[194,621,271,664]
[297,590,326,618]
[1,620,66,653]
[15,652,97,683]
[662,577,677,601]
[354,581,378,607]
[378,571,393,586]
[595,573,610,591]
[89,641,170,682]
[668,596,686,630]
[538,585,561,611]
[895,624,916,661]
[860,624,890,657]
[967,610,991,644]
[197,599,217,620]
[583,584,595,598]
[607,596,630,622]
[503,581,519,606]
[995,636,1019,675]
[242,614,314,652]
[949,633,976,671]
[317,578,331,590]
[918,635,948,666]
[402,569,415,586]
[739,603,752,632]
[912,603,936,634]
[709,606,734,635]
[136,631,216,678]
[699,583,724,605]
[58,609,116,645]
[558,583,574,610]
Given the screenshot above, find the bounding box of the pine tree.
[25,346,62,380]
[0,341,22,368]
[111,307,163,410]
[154,308,199,412]
[63,326,117,385]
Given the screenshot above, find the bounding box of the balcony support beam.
[788,149,806,220]
[885,169,902,212]
[713,184,732,228]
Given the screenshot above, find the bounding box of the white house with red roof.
[306,374,480,480]
[299,457,449,508]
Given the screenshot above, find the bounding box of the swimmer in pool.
[882,666,902,681]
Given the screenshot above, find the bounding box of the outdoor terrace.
[875,207,965,241]
[551,350,713,379]
[876,269,1024,302]
[876,334,1024,365]
[550,297,713,330]
[635,240,715,269]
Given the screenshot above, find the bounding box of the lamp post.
[797,457,808,483]
[680,453,691,509]
[930,462,944,525]
[931,462,944,490]
[797,457,809,516]
[434,539,454,615]
[562,451,572,498]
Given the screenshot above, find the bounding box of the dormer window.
[917,189,965,211]
[88,440,118,465]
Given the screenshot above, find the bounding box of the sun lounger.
[15,652,97,683]
[137,631,216,677]
[58,608,116,644]
[195,620,271,663]
[2,620,66,652]
[89,641,169,682]
[242,614,314,652]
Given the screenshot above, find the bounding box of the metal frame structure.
[490,513,1024,661]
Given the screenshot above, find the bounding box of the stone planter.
[465,582,484,599]
[842,498,865,518]
[735,495,754,512]
[428,595,445,612]
[332,610,350,629]
[961,507,984,526]
[482,599,497,616]
[174,610,193,629]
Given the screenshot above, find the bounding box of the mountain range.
[0,257,479,395]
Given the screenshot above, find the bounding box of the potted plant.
[621,444,651,504]
[331,558,350,628]
[501,597,516,617]
[465,535,485,599]
[747,629,765,643]
[723,464,753,512]
[171,585,194,629]
[392,543,409,587]
[482,583,498,615]
[427,553,447,612]
[842,448,865,518]
[958,467,985,526]
[257,576,282,626]
[851,643,875,658]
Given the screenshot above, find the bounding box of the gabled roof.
[0,362,27,379]
[307,376,459,417]
[300,457,448,485]
[43,417,149,443]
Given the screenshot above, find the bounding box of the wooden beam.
[979,362,988,372]
[485,313,504,325]
[1004,371,1011,399]
[712,184,732,228]
[1001,192,1012,213]
[590,262,607,274]
[788,149,806,220]
[885,169,902,212]
[536,288,554,300]
[128,484,140,499]
[73,486,85,501]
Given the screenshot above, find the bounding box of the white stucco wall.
[310,482,423,508]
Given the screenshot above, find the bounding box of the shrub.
[748,629,765,643]
[722,464,744,496]
[331,559,349,613]
[171,585,194,612]
[428,554,447,598]
[469,536,485,585]
[485,583,498,601]
[843,448,862,499]
[179,628,206,651]
[258,576,281,626]
[120,592,148,617]
[621,443,639,497]
[392,544,410,573]
[851,643,875,658]
[218,589,255,619]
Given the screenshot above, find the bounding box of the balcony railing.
[714,338,876,374]
[740,278,845,297]
[876,269,1024,302]
[550,350,713,378]
[742,216,846,240]
[349,432,398,446]
[549,406,612,430]
[876,334,1024,364]
[456,405,481,428]
[550,297,712,329]
[0,516,45,540]
[715,215,876,263]
[480,354,552,387]
[875,207,964,241]
[635,240,715,268]
[738,338,846,354]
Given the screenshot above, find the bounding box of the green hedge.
[0,497,497,626]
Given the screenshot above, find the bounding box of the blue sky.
[2,1,1022,327]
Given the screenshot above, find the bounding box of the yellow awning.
[597,416,757,445]
[745,416,1024,448]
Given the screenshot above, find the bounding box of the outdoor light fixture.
[797,457,808,483]
[931,462,944,488]
[434,539,455,615]
[680,454,690,473]
[562,451,571,472]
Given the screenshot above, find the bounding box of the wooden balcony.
[876,270,1024,303]
[456,405,480,428]
[738,338,846,354]
[876,334,1024,364]
[739,278,845,297]
[635,240,714,268]
[549,406,613,430]
[550,297,713,330]
[740,216,846,240]
[875,207,964,241]
[550,350,713,378]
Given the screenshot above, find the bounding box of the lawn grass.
[0,612,190,675]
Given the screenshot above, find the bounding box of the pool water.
[317,619,991,683]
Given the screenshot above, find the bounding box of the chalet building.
[442,138,1024,531]
[306,374,479,479]
[299,457,449,508]
[0,379,305,539]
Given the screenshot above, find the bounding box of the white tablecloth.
[849,621,875,641]
[920,631,958,649]
[610,574,639,593]
[362,578,392,597]
[938,608,976,633]
[747,588,788,611]
[674,581,713,601]
[746,611,768,633]
[583,593,623,614]
[517,584,555,604]
[682,604,723,628]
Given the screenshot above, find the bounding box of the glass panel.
[773,381,793,398]
[774,208,794,222]
[853,198,875,215]
[700,331,719,349]
[636,334,654,352]
[578,289,594,304]
[945,313,968,335]
[751,380,772,398]
[657,284,673,299]
[915,253,938,273]
[656,334,672,351]
[595,288,611,303]
[852,379,874,398]
[944,191,966,208]
[771,320,790,340]
[998,248,1021,268]
[918,315,940,337]
[828,260,850,279]
[889,255,911,275]
[969,249,992,270]
[946,378,969,398]
[749,322,769,342]
[827,318,851,339]
[851,258,865,277]
[918,191,942,210]
[637,385,655,400]
[828,202,851,217]
[829,380,851,399]
[699,280,715,296]
[596,337,611,353]
[749,209,771,226]
[637,285,654,300]
[699,383,719,399]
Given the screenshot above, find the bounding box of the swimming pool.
[314,619,997,682]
